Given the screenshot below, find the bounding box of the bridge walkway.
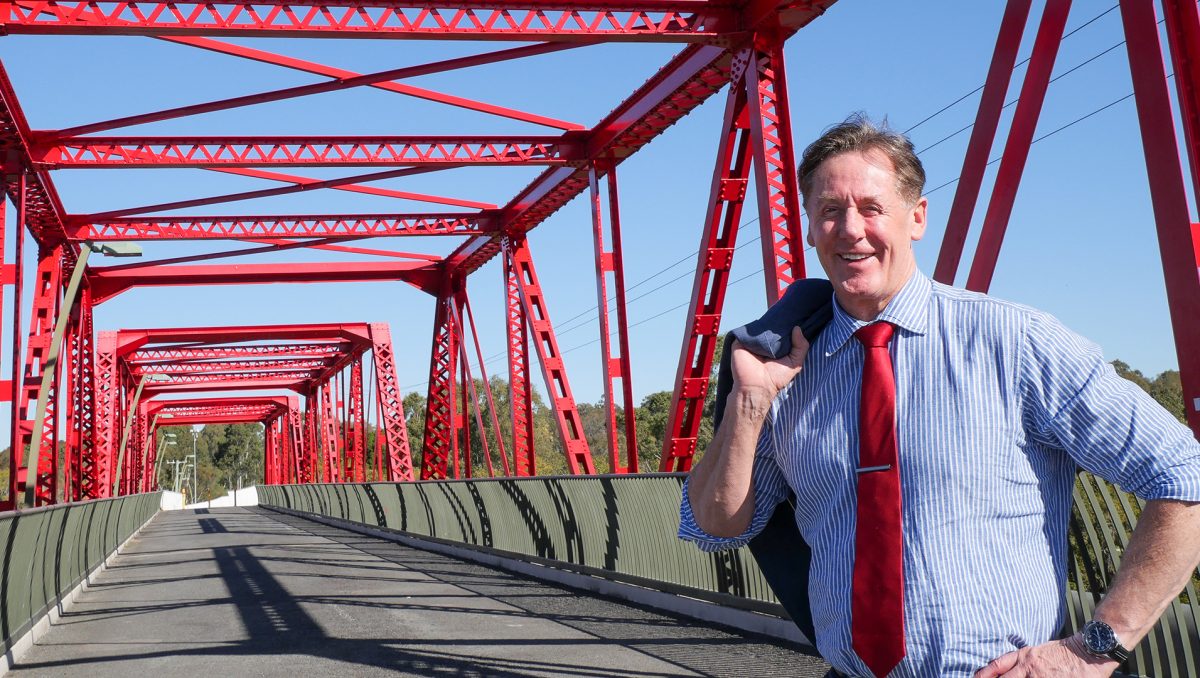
[7,508,830,677]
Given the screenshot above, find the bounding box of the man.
[679,116,1200,677]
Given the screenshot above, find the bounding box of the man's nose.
[836,209,866,240]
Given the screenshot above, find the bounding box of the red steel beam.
[965,0,1071,293]
[129,343,350,362]
[660,68,751,472]
[116,323,373,354]
[0,63,73,250]
[71,214,493,241]
[932,0,1032,285]
[161,37,582,131]
[1,2,734,42]
[50,43,585,137]
[1121,0,1200,437]
[133,358,336,376]
[81,166,491,221]
[34,135,581,169]
[87,261,441,304]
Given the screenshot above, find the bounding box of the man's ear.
[910,196,928,242]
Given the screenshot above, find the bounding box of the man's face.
[805,149,927,321]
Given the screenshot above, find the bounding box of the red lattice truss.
[2,0,1196,505]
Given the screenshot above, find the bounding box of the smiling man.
[679,116,1200,678]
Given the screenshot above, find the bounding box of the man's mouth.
[839,253,872,261]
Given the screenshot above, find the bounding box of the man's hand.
[974,637,1118,677]
[730,326,809,401]
[686,326,809,537]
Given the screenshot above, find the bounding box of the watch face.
[1084,621,1116,654]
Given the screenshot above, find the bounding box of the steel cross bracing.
[0,2,738,41]
[76,323,415,498]
[2,0,1197,506]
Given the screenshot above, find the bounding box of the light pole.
[156,432,177,490]
[192,428,199,504]
[184,453,196,507]
[112,373,170,498]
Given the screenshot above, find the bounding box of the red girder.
[88,261,441,305]
[507,236,595,474]
[23,247,64,505]
[35,135,579,169]
[660,61,752,472]
[92,332,119,499]
[368,322,414,481]
[503,241,535,476]
[346,359,366,482]
[1,1,733,41]
[116,323,372,353]
[421,291,459,479]
[287,402,305,483]
[129,343,350,363]
[133,357,335,377]
[0,64,72,250]
[72,214,492,242]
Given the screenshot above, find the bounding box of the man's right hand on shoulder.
[730,326,810,402]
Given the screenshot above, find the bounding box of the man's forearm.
[1092,499,1200,649]
[686,386,773,537]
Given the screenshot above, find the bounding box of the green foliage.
[157,423,263,501]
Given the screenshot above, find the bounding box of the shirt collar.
[823,270,932,356]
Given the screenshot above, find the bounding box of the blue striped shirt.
[679,270,1200,677]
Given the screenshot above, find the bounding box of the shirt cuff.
[677,477,758,552]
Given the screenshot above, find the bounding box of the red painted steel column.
[747,32,806,302]
[458,352,470,479]
[320,380,340,483]
[0,185,16,510]
[588,162,639,474]
[1164,0,1200,202]
[461,294,511,476]
[451,297,495,477]
[661,54,755,473]
[347,358,366,483]
[965,0,1072,292]
[506,235,596,474]
[502,238,536,476]
[367,322,413,481]
[422,291,459,479]
[62,307,80,502]
[303,393,318,483]
[93,331,118,498]
[288,398,304,484]
[75,291,97,499]
[1121,0,1200,437]
[20,246,63,505]
[264,419,277,485]
[934,0,1034,285]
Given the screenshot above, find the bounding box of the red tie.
[851,322,905,678]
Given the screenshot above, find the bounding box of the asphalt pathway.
[8,507,830,677]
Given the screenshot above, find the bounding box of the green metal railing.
[261,474,1199,677]
[0,492,160,655]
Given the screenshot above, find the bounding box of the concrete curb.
[0,509,160,676]
[262,504,812,648]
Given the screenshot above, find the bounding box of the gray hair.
[797,114,926,206]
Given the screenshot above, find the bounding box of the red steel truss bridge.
[0,2,1196,673]
[0,0,1196,507]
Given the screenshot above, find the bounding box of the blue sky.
[0,0,1194,414]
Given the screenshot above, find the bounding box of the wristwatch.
[1081,620,1131,662]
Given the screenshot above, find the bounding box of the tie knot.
[855,321,895,348]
